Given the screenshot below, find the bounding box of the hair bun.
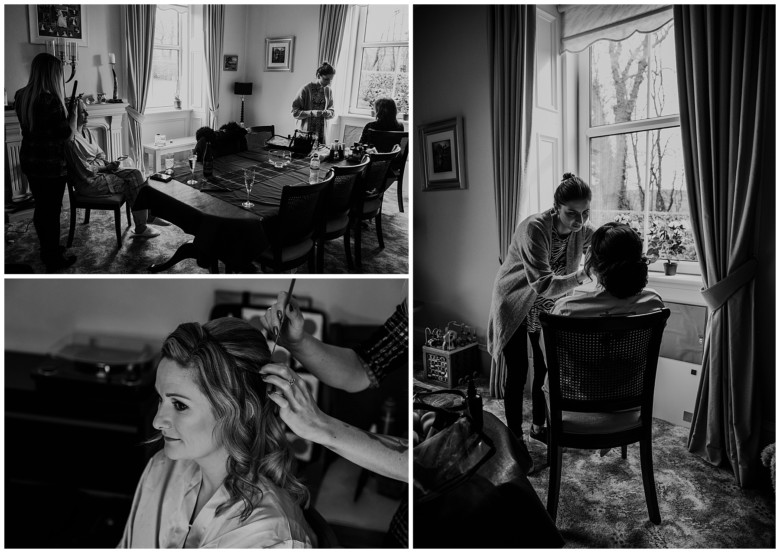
[562,172,576,181]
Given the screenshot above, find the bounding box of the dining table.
[146,148,346,273]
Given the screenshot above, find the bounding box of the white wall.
[5,279,405,355]
[244,5,320,136]
[413,5,500,371]
[4,5,123,102]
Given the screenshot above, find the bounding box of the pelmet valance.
[558,5,673,53]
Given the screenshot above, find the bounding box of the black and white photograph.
[28,4,86,42]
[5,4,409,275]
[412,4,774,549]
[5,278,408,548]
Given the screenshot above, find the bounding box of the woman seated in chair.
[64,99,159,238]
[359,97,404,147]
[119,318,316,548]
[553,221,665,316]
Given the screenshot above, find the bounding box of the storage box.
[421,342,479,387]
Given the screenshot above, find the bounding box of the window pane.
[589,20,677,127]
[356,46,409,111]
[590,128,696,262]
[148,48,180,108]
[364,5,408,42]
[154,8,180,46]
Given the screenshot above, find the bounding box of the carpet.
[4,182,408,274]
[483,397,775,548]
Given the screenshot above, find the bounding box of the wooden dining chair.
[316,156,370,272]
[247,125,275,152]
[367,129,409,213]
[539,309,671,524]
[348,145,401,268]
[257,170,333,273]
[66,179,131,249]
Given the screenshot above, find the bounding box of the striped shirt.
[525,226,570,333]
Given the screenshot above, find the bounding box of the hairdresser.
[14,52,78,272]
[487,173,594,444]
[259,293,408,546]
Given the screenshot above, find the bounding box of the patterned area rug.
[483,397,775,548]
[4,182,408,275]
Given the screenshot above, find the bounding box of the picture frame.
[419,116,467,191]
[28,5,89,46]
[223,54,238,71]
[265,36,295,72]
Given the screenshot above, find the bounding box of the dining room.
[4,4,409,274]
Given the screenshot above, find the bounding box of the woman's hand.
[323,110,334,120]
[261,363,326,443]
[258,291,306,349]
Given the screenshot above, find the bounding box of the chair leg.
[355,221,362,268]
[316,238,325,273]
[621,444,628,459]
[68,206,77,247]
[546,442,563,523]
[375,212,384,249]
[639,436,661,524]
[307,249,316,273]
[126,203,132,227]
[83,208,91,224]
[114,208,122,248]
[397,179,404,213]
[343,231,354,270]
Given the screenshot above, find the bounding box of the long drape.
[488,6,536,398]
[674,5,775,487]
[203,6,225,129]
[123,6,156,173]
[318,5,349,67]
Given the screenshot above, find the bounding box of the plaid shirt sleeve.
[353,300,409,388]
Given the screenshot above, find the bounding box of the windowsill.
[576,272,706,306]
[143,107,193,116]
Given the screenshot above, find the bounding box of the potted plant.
[645,218,687,276]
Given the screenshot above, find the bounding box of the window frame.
[347,4,409,117]
[146,4,189,112]
[575,28,700,276]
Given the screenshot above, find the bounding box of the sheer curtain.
[674,5,775,487]
[203,6,225,129]
[123,6,156,172]
[488,6,536,398]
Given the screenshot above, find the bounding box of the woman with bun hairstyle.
[487,173,594,444]
[291,61,335,144]
[552,221,665,317]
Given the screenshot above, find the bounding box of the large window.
[579,20,697,267]
[350,5,409,116]
[146,5,188,110]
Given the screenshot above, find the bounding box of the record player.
[33,332,160,391]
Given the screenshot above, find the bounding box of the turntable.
[33,332,160,391]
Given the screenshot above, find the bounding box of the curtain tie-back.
[701,258,758,311]
[126,106,145,125]
[209,105,219,112]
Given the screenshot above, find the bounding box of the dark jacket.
[15,89,72,178]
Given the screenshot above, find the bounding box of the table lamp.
[234,82,253,127]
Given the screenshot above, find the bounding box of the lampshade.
[234,82,253,96]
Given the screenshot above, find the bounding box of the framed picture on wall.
[265,36,295,72]
[420,116,467,191]
[223,54,238,71]
[28,5,89,46]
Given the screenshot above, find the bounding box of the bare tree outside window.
[586,21,696,263]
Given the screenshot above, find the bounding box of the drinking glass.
[242,168,255,208]
[164,157,175,175]
[187,152,198,185]
[282,151,292,166]
[270,150,285,168]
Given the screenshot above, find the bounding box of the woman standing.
[291,62,335,145]
[14,53,78,272]
[487,173,593,443]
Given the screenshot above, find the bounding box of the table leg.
[148,242,200,273]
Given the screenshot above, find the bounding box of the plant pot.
[664,261,678,276]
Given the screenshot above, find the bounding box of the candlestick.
[108,52,116,65]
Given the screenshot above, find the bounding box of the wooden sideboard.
[4,102,127,203]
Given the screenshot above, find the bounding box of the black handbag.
[266,130,316,155]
